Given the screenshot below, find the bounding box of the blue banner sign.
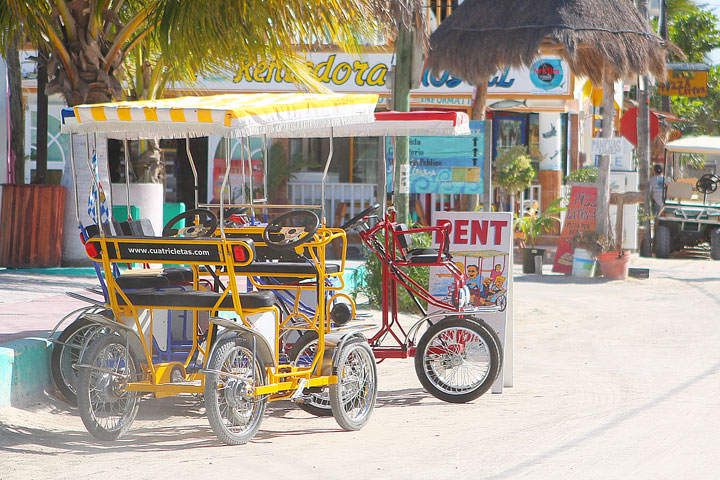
[386,121,484,194]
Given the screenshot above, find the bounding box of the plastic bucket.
[571,248,596,277]
[597,250,631,280]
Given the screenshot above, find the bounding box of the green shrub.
[566,167,598,183]
[350,230,431,312]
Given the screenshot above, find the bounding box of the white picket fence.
[287,182,377,225]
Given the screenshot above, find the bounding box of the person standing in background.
[650,164,669,215]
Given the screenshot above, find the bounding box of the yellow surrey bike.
[60,93,380,444]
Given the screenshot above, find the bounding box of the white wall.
[0,57,8,216]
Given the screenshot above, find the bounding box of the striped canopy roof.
[274,110,471,138]
[60,93,379,140]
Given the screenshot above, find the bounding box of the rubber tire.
[51,317,103,406]
[204,337,267,445]
[639,233,653,258]
[329,336,377,431]
[655,225,671,259]
[287,331,333,417]
[76,333,141,441]
[711,228,720,260]
[414,317,501,404]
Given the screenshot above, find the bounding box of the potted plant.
[515,197,566,273]
[569,230,610,277]
[565,167,599,185]
[596,244,631,280]
[495,146,535,215]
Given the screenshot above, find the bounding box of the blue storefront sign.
[386,121,484,195]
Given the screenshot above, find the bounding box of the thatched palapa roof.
[428,0,673,85]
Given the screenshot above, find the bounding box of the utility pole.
[392,21,413,225]
[659,0,670,113]
[36,47,48,184]
[637,0,653,251]
[596,73,615,242]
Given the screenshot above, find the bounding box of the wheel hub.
[224,378,252,408]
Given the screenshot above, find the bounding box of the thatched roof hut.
[428,0,672,85]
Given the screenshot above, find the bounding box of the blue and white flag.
[87,152,109,224]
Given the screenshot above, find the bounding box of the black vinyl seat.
[118,289,276,309]
[393,224,446,264]
[235,262,340,275]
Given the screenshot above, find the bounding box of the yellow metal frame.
[86,223,348,401]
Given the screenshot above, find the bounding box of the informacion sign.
[386,121,484,194]
[430,211,513,392]
[552,185,598,274]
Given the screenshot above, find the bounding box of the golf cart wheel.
[655,225,671,258]
[287,332,333,417]
[639,233,653,258]
[76,333,141,441]
[414,317,501,403]
[204,337,267,445]
[329,336,378,431]
[51,316,104,406]
[711,228,720,260]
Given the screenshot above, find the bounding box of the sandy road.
[1,254,720,479]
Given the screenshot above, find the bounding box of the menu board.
[552,185,598,274]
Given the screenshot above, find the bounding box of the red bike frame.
[358,207,467,359]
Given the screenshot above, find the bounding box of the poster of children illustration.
[430,211,513,392]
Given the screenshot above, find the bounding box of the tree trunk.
[36,47,49,184]
[6,35,24,185]
[596,73,615,244]
[637,0,652,234]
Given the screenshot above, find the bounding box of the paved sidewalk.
[2,254,720,479]
[0,270,98,344]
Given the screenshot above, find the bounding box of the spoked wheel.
[76,333,141,441]
[51,316,104,406]
[329,336,377,431]
[287,332,332,417]
[414,317,501,403]
[495,294,507,312]
[204,337,267,445]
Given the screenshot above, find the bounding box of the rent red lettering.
[491,220,509,244]
[471,220,489,244]
[454,220,469,244]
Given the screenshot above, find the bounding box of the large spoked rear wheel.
[287,332,332,417]
[76,333,141,441]
[329,336,377,431]
[51,316,103,406]
[414,317,501,403]
[204,337,267,445]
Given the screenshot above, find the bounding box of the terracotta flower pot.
[597,250,630,280]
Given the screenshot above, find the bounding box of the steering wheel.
[263,210,320,249]
[696,174,720,194]
[162,208,218,237]
[340,204,381,232]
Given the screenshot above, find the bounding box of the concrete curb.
[0,337,54,407]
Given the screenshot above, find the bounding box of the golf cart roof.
[665,135,720,155]
[60,93,379,140]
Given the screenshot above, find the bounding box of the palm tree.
[1,0,401,106]
[0,0,422,263]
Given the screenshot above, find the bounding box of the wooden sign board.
[552,185,598,274]
[658,70,708,97]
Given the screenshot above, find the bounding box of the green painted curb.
[0,337,54,407]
